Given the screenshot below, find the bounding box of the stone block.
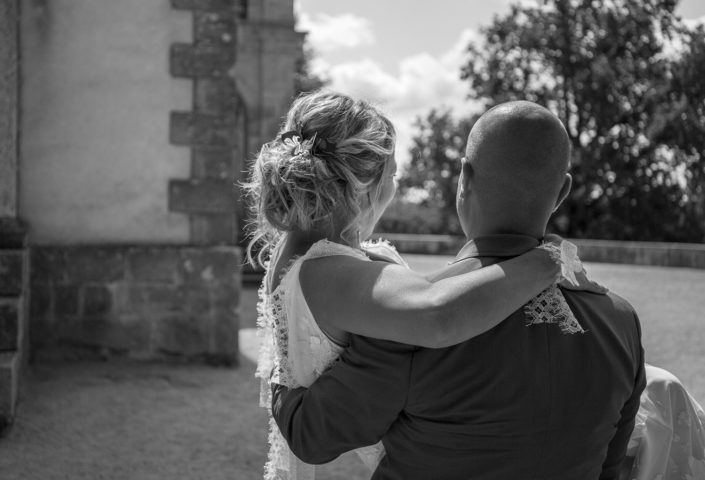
[189,214,236,245]
[194,78,241,114]
[0,352,19,425]
[30,283,50,317]
[121,283,211,315]
[170,43,234,78]
[30,248,63,283]
[171,0,239,12]
[54,285,79,316]
[62,247,125,283]
[257,0,295,23]
[169,111,237,147]
[58,315,151,355]
[83,285,112,316]
[211,281,241,312]
[212,308,239,355]
[0,300,19,352]
[180,247,240,285]
[176,286,211,314]
[169,178,236,214]
[192,148,234,179]
[126,247,182,283]
[120,284,180,313]
[194,11,237,45]
[0,218,26,249]
[152,313,210,356]
[28,309,54,353]
[0,251,23,296]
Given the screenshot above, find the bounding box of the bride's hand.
[560,267,608,294]
[542,234,608,294]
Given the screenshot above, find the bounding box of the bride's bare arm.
[299,248,559,349]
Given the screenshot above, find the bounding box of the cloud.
[321,29,483,165]
[297,12,375,52]
[656,15,705,60]
[683,15,705,29]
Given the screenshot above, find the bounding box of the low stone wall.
[567,239,705,269]
[30,245,241,365]
[376,234,705,269]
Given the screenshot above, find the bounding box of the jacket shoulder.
[604,291,639,318]
[560,287,641,334]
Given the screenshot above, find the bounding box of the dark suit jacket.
[272,235,646,480]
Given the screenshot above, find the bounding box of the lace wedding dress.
[255,237,397,480]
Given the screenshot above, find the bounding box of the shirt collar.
[451,234,541,264]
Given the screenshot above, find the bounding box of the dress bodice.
[256,237,401,479]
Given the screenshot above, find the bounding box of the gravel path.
[0,358,368,480]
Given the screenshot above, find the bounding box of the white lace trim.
[524,241,586,335]
[255,238,301,480]
[524,284,586,334]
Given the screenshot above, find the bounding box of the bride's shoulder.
[361,239,409,267]
[297,239,370,281]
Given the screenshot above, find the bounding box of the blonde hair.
[243,90,396,267]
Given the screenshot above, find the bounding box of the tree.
[395,110,477,236]
[458,0,705,242]
[294,42,328,95]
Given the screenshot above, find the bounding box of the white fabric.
[255,238,402,479]
[624,365,705,480]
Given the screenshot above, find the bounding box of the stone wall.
[568,239,705,269]
[30,245,241,365]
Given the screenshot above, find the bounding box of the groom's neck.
[465,222,546,241]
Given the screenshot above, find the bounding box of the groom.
[271,101,647,479]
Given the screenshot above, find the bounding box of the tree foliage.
[396,110,477,235]
[400,0,705,242]
[294,42,328,95]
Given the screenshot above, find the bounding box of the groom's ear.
[458,157,473,199]
[553,173,572,212]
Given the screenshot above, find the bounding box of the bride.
[244,90,705,480]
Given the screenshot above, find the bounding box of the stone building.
[0,0,303,430]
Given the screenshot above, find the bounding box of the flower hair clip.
[280,129,337,158]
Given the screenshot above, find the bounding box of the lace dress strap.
[299,239,370,262]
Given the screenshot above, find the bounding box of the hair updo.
[243,90,396,266]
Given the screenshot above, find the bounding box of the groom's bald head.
[457,101,572,238]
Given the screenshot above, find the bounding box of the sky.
[295,0,705,166]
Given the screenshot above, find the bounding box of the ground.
[0,258,703,479]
